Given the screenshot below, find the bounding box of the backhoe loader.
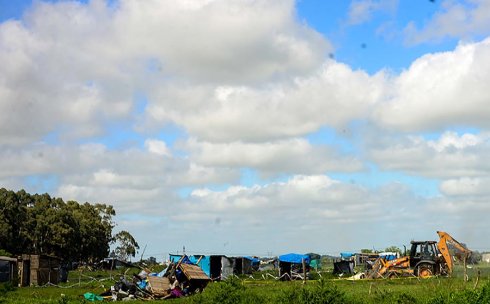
[366,231,471,279]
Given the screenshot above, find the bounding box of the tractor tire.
[417,263,434,278]
[385,271,398,279]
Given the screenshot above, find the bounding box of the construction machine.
[367,231,471,279]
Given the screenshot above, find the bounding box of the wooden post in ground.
[302,258,306,284]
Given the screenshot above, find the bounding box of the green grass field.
[1,264,490,303]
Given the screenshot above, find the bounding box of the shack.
[333,260,354,275]
[306,253,322,270]
[166,255,211,294]
[19,254,61,286]
[232,256,259,275]
[278,253,310,280]
[0,256,17,283]
[169,254,233,281]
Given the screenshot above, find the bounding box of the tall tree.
[114,230,140,262]
[0,188,28,254]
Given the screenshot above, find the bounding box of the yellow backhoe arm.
[437,231,471,273]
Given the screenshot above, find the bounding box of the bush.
[186,278,266,304]
[276,279,346,304]
[427,281,490,304]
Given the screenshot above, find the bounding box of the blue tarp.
[379,252,397,261]
[169,254,211,277]
[244,256,260,265]
[278,253,310,264]
[340,252,355,259]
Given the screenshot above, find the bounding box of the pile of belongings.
[88,255,211,301]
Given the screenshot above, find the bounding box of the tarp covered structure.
[278,253,310,281]
[306,253,322,269]
[234,256,260,275]
[333,260,354,275]
[169,254,233,280]
[278,253,310,264]
[340,252,355,259]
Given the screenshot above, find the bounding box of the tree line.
[0,188,137,263]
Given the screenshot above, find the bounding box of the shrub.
[427,281,490,304]
[276,279,346,304]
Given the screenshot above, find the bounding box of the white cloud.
[404,0,490,45]
[146,62,385,142]
[367,131,490,178]
[184,137,363,176]
[145,139,172,157]
[427,132,482,152]
[155,174,433,253]
[439,177,490,196]
[347,0,398,25]
[113,0,331,83]
[373,37,490,132]
[0,0,331,145]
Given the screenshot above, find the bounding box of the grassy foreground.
[1,265,490,303]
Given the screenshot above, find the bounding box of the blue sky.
[1,0,490,258]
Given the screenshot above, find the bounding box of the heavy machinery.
[367,231,471,279]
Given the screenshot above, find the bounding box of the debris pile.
[90,255,210,301]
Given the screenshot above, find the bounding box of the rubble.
[88,255,211,301]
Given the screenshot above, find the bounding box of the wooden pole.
[302,258,306,284]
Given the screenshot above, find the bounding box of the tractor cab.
[409,241,439,268]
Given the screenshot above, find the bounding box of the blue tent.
[278,253,310,264]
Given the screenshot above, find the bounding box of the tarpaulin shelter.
[306,253,322,269]
[333,260,354,275]
[169,254,233,281]
[279,253,310,264]
[0,256,17,283]
[340,252,355,260]
[166,255,210,293]
[278,253,310,281]
[233,256,259,275]
[220,256,234,279]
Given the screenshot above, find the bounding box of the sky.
[1,0,490,260]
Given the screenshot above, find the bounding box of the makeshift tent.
[161,255,211,296]
[0,256,17,283]
[169,254,232,280]
[333,260,354,275]
[220,256,234,279]
[306,253,322,269]
[340,252,355,260]
[278,253,310,264]
[278,253,310,281]
[232,256,259,275]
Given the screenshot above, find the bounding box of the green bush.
[427,281,490,304]
[275,279,346,304]
[186,278,267,304]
